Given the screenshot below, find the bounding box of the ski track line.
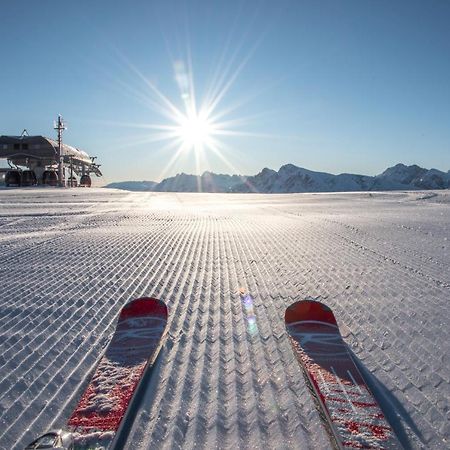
[135,218,209,446]
[223,223,276,450]
[164,219,214,450]
[125,215,209,449]
[168,220,218,450]
[221,215,317,450]
[323,217,449,277]
[332,229,450,290]
[231,217,302,448]
[233,215,327,448]
[241,215,334,449]
[216,228,245,450]
[144,218,206,446]
[218,223,266,450]
[151,219,224,450]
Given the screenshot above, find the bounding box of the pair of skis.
[26,298,399,449]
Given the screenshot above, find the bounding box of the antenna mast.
[54,115,66,187]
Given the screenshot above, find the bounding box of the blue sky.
[1,0,449,183]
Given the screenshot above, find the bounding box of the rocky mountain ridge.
[106,163,450,193]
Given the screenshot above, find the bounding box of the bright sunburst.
[175,110,214,150]
[103,38,276,189]
[108,56,252,184]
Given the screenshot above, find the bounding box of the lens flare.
[241,292,259,336]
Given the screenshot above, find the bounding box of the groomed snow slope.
[0,189,449,450]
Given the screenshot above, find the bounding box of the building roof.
[0,135,91,165]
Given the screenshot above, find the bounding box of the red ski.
[26,297,168,450]
[285,300,400,449]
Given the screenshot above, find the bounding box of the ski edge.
[285,299,402,450]
[110,299,169,450]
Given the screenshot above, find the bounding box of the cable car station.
[0,116,102,187]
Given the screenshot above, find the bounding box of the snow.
[72,430,114,449]
[0,188,449,449]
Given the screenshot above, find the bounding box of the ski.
[26,297,168,450]
[285,300,400,449]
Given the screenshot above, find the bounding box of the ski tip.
[285,300,336,326]
[120,297,168,319]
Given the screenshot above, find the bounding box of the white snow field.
[0,188,449,450]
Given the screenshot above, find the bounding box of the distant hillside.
[105,181,158,191]
[106,172,245,192]
[105,163,450,193]
[154,171,245,192]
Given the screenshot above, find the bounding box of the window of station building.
[14,143,20,150]
[2,144,7,150]
[22,143,28,150]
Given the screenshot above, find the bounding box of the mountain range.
[105,163,450,193]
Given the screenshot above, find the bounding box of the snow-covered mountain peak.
[106,163,450,193]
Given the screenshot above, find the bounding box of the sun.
[109,56,267,185]
[176,111,213,149]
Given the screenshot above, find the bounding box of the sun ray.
[207,74,292,124]
[207,140,259,193]
[89,4,284,189]
[201,7,271,120]
[113,49,187,124]
[202,4,262,111]
[156,141,190,182]
[203,0,245,109]
[92,119,180,132]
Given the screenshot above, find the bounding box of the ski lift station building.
[0,132,102,187]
